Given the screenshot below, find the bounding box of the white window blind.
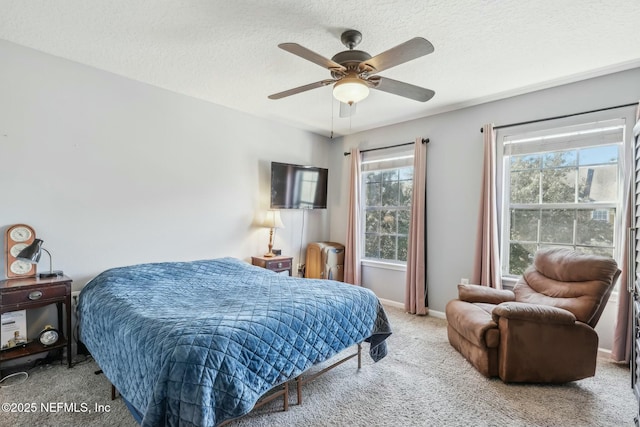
[503,119,625,156]
[361,145,414,171]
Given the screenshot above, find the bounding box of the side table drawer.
[251,256,293,275]
[3,284,68,306]
[265,259,292,271]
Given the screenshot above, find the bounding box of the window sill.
[500,276,519,290]
[361,259,407,271]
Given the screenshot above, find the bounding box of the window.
[360,148,414,263]
[500,119,625,277]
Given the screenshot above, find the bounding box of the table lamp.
[262,210,284,257]
[17,238,64,278]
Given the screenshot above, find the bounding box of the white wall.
[329,67,640,348]
[0,40,331,290]
[3,39,638,352]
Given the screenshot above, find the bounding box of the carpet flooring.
[0,305,636,426]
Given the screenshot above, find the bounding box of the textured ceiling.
[2,1,640,137]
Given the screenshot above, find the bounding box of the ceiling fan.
[268,30,436,109]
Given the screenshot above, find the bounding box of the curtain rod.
[343,138,429,156]
[479,102,638,133]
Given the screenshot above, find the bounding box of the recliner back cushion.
[513,248,620,327]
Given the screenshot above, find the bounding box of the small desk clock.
[39,325,60,346]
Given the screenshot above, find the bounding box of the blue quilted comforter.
[79,257,391,426]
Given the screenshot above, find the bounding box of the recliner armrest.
[492,301,576,325]
[458,284,515,304]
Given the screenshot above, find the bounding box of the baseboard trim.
[597,348,612,360]
[428,310,446,319]
[379,298,403,309]
[379,299,446,319]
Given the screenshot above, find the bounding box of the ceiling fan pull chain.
[349,105,353,131]
[330,91,335,139]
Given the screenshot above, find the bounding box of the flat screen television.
[270,162,328,209]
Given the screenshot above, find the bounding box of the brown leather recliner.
[445,247,621,383]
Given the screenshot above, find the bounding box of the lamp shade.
[263,210,284,229]
[333,77,370,105]
[17,238,43,263]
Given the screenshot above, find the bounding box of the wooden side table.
[0,275,73,370]
[251,255,293,276]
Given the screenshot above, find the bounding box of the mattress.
[79,257,391,426]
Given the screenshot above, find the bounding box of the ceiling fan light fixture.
[332,77,369,105]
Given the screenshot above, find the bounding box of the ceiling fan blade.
[362,37,434,74]
[370,76,435,102]
[278,43,346,72]
[339,102,357,118]
[268,79,335,100]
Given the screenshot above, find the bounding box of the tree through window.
[360,148,414,263]
[501,119,624,276]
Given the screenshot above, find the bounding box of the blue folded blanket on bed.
[79,257,391,426]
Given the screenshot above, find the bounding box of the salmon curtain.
[472,124,502,288]
[405,138,428,315]
[344,147,361,285]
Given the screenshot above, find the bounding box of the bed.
[78,257,391,426]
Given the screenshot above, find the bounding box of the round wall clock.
[10,226,33,242]
[10,260,33,275]
[9,243,28,257]
[4,224,37,279]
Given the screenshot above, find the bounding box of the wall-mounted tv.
[270,162,328,209]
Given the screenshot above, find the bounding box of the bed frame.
[221,343,362,425]
[294,343,362,405]
[105,343,362,425]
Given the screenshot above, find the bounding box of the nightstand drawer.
[3,284,68,306]
[251,256,294,276]
[265,259,292,271]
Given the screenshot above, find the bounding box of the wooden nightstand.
[251,255,293,276]
[0,275,73,370]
